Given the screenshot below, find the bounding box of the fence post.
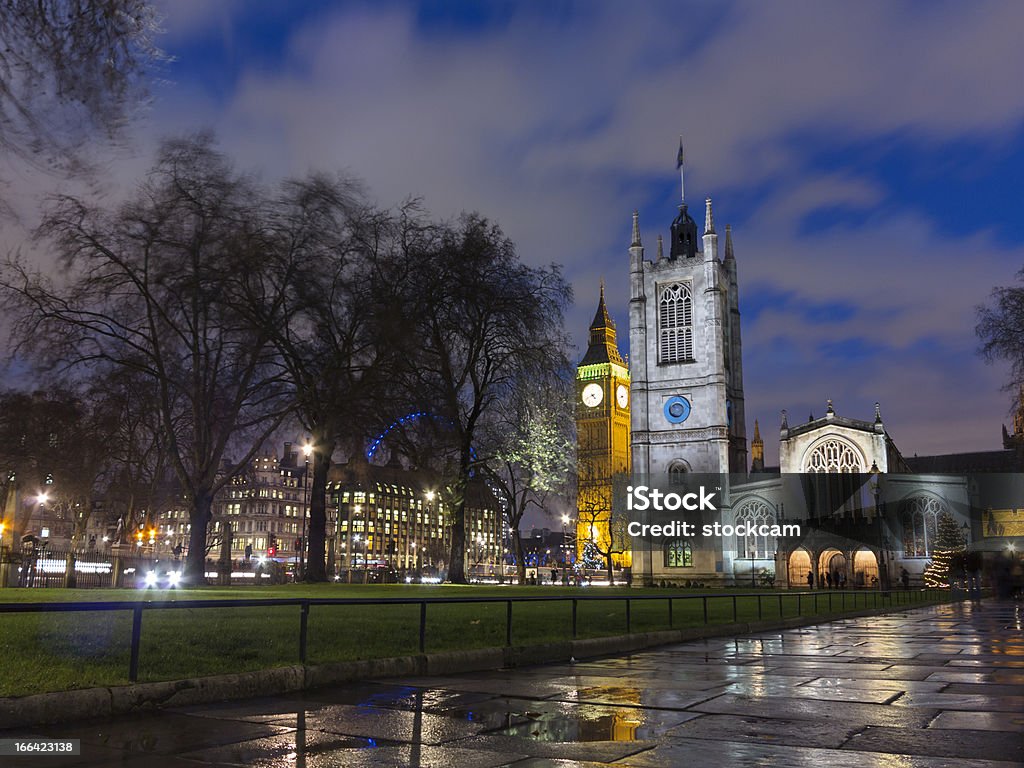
[419,601,427,653]
[626,599,631,634]
[506,600,512,647]
[757,594,762,621]
[703,596,708,624]
[128,605,143,683]
[572,598,578,639]
[778,593,783,618]
[829,592,833,612]
[668,597,673,628]
[798,593,802,615]
[732,595,737,623]
[299,601,309,664]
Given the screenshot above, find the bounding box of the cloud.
[7,1,1022,466]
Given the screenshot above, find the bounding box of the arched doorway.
[818,548,847,587]
[852,548,878,588]
[788,548,812,588]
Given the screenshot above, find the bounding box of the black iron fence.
[0,588,953,684]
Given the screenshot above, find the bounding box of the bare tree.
[482,378,574,585]
[398,213,572,583]
[2,135,293,583]
[977,268,1024,405]
[0,0,163,214]
[0,386,115,570]
[257,177,407,581]
[93,367,176,539]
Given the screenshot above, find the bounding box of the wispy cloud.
[7,0,1022,466]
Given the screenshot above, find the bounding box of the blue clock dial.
[664,396,691,424]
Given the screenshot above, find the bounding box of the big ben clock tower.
[576,285,632,568]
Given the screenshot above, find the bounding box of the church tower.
[576,285,632,568]
[751,420,764,473]
[629,140,747,478]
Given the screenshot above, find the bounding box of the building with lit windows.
[328,454,503,579]
[155,441,324,563]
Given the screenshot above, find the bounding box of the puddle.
[495,711,655,742]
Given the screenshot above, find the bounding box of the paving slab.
[619,736,1020,768]
[843,725,1024,763]
[930,711,1024,732]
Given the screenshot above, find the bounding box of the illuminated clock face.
[664,396,691,424]
[581,383,604,408]
[616,384,629,409]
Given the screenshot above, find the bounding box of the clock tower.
[576,284,632,568]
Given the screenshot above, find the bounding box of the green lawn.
[0,584,948,698]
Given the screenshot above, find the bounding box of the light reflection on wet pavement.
[4,601,1023,766]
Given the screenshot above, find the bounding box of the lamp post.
[424,491,434,578]
[299,442,312,581]
[870,465,889,591]
[348,504,362,584]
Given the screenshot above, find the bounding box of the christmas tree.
[577,540,604,571]
[923,512,966,588]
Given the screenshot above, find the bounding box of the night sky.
[5,0,1023,467]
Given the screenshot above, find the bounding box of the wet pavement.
[5,600,1023,767]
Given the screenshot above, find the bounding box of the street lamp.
[300,442,312,581]
[870,463,889,590]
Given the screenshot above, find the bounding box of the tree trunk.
[446,462,469,584]
[304,444,333,582]
[607,554,615,586]
[184,491,213,585]
[512,527,526,585]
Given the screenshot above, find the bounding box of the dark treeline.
[0,134,574,585]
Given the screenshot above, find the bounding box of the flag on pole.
[676,137,685,169]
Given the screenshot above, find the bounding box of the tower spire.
[751,419,764,473]
[581,283,625,367]
[704,197,714,235]
[676,136,686,203]
[656,234,664,261]
[631,210,641,248]
[724,224,735,261]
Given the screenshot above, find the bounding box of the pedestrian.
[824,571,832,589]
[806,570,814,589]
[900,568,910,590]
[551,568,558,585]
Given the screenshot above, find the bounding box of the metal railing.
[0,588,951,684]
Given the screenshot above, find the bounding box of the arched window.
[801,438,864,516]
[665,540,693,567]
[735,500,775,558]
[659,283,693,363]
[801,439,863,473]
[667,461,689,486]
[901,496,943,557]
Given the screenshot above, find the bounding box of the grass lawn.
[0,584,948,698]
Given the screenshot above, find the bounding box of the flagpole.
[677,136,686,203]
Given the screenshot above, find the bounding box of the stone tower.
[629,141,747,480]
